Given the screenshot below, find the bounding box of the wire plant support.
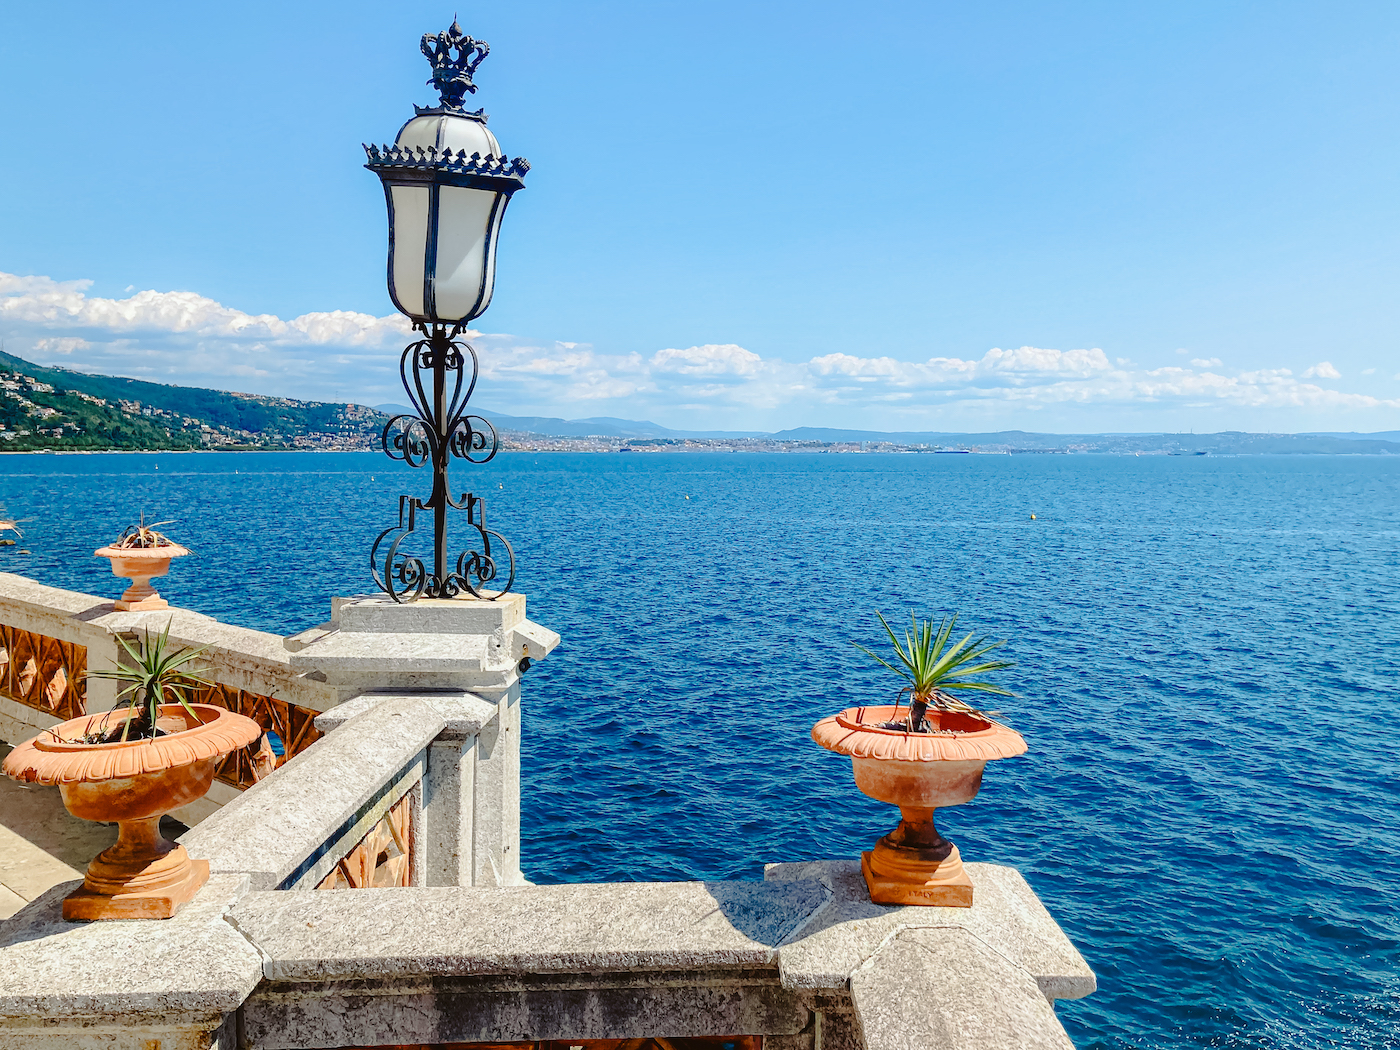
[370,322,515,603]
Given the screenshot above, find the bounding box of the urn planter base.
[861,805,974,907]
[113,592,171,612]
[110,569,171,610]
[64,861,210,921]
[861,851,973,906]
[62,812,211,920]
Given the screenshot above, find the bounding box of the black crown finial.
[421,20,490,112]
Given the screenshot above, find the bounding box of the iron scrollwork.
[370,322,515,603]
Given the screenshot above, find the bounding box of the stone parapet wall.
[287,592,557,703]
[179,695,439,891]
[179,687,526,895]
[0,576,1094,1048]
[0,860,1094,1050]
[0,572,337,824]
[0,577,557,830]
[0,572,337,715]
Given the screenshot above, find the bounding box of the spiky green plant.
[112,512,179,549]
[854,612,1016,732]
[84,621,211,742]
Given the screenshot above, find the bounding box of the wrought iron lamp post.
[364,21,530,602]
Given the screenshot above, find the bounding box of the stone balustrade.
[178,687,528,892]
[0,571,1096,1050]
[179,695,436,891]
[0,572,338,823]
[0,574,553,832]
[0,857,1095,1050]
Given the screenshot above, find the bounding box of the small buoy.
[499,483,503,489]
[685,495,690,500]
[1030,513,1037,520]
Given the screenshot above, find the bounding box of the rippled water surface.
[2,450,1397,1049]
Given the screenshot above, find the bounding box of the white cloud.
[651,344,762,378]
[0,271,414,401]
[32,336,91,354]
[3,271,1398,429]
[0,273,410,349]
[982,346,1112,375]
[808,346,1110,390]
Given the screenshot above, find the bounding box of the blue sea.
[1,450,1396,1049]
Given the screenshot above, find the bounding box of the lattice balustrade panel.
[191,682,323,789]
[0,624,86,721]
[317,792,413,890]
[330,1037,763,1050]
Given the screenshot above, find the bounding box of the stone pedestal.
[287,593,558,888]
[286,592,557,702]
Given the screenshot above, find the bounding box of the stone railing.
[178,688,527,892]
[0,856,1095,1050]
[0,573,551,828]
[0,572,1096,1050]
[0,572,339,824]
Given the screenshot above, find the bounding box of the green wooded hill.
[0,350,386,452]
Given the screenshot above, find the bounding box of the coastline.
[2,445,1398,459]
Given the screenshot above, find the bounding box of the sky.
[1,0,1398,434]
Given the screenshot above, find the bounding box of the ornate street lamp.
[364,21,530,602]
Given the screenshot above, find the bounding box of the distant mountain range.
[375,405,1400,455]
[761,427,1400,455]
[0,350,1393,455]
[769,426,1400,445]
[373,405,764,440]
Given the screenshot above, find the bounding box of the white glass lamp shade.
[384,178,507,323]
[366,112,528,325]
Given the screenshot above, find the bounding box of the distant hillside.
[374,404,765,440]
[769,427,1400,455]
[0,351,386,452]
[4,352,1395,455]
[1305,431,1400,442]
[491,412,764,440]
[379,407,1400,455]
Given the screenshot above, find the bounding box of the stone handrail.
[178,686,525,893]
[0,572,338,823]
[0,572,1096,1049]
[0,572,336,715]
[178,695,442,890]
[0,859,1095,1049]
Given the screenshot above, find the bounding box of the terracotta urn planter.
[2,703,260,920]
[812,704,1027,907]
[94,543,190,610]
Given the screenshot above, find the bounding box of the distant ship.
[935,449,971,454]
